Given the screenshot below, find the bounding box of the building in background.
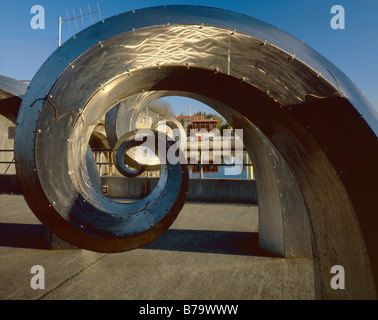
[176,114,218,140]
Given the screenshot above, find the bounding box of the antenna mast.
[58,2,102,47]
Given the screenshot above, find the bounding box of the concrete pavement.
[0,194,315,300]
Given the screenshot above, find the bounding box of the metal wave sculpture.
[13,6,377,299]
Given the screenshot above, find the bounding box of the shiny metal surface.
[105,91,187,171]
[105,91,169,148]
[0,75,27,124]
[16,5,378,134]
[152,118,186,146]
[113,131,148,178]
[111,129,189,241]
[14,6,377,299]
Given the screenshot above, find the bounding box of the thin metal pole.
[72,8,78,29]
[58,16,62,47]
[88,4,93,24]
[66,9,71,31]
[199,148,204,179]
[79,7,84,26]
[97,2,102,20]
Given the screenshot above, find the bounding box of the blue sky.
[0,0,377,116]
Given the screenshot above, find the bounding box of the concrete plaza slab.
[0,194,314,300]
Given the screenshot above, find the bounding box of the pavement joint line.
[37,253,109,300]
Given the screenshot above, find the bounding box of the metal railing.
[0,148,254,179]
[92,148,254,179]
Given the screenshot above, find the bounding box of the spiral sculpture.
[13,6,377,299]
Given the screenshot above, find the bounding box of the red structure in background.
[176,114,218,137]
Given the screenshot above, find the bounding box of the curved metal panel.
[18,5,378,134]
[105,92,166,148]
[106,93,187,171]
[0,75,27,98]
[0,75,27,124]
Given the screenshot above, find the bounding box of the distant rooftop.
[176,114,205,120]
[176,114,217,122]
